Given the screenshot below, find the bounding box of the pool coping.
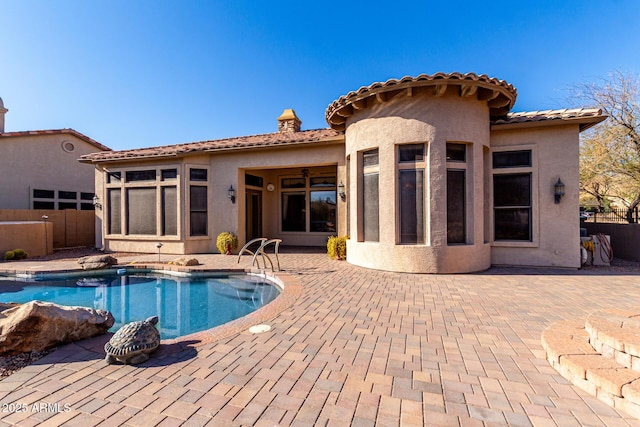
[0,263,303,349]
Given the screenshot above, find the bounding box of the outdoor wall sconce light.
[338,181,346,201]
[227,185,236,203]
[554,178,565,204]
[301,168,309,178]
[92,195,102,209]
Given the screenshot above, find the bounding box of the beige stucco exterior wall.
[0,221,53,257]
[96,154,207,255]
[489,124,581,268]
[0,134,101,209]
[91,96,584,271]
[97,142,345,254]
[344,90,491,273]
[237,164,341,245]
[209,144,345,248]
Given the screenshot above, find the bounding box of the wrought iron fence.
[583,207,640,224]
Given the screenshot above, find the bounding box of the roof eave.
[490,115,608,132]
[326,72,518,131]
[0,128,111,151]
[78,153,180,164]
[79,134,345,164]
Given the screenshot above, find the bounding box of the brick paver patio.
[1,251,640,426]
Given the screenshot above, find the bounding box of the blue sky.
[2,1,639,151]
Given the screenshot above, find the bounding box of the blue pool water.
[0,271,280,339]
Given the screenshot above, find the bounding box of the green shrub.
[4,251,15,261]
[327,236,347,260]
[12,249,28,260]
[216,232,238,254]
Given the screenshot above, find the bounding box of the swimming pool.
[0,270,281,339]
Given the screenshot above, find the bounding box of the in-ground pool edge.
[0,264,302,346]
[162,271,302,346]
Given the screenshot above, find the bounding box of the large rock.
[0,301,114,356]
[170,257,199,266]
[78,255,118,270]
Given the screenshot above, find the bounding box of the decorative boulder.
[78,255,118,270]
[170,257,199,266]
[0,301,115,356]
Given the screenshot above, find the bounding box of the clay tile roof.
[0,128,111,151]
[491,108,607,131]
[326,72,518,131]
[80,128,342,163]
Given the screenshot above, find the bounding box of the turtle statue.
[104,316,160,365]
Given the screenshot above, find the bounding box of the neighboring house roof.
[491,108,607,131]
[80,128,343,163]
[326,72,519,131]
[0,128,111,152]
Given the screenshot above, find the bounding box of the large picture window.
[127,188,157,235]
[493,149,533,242]
[280,175,336,233]
[104,165,181,238]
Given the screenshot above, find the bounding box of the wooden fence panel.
[0,209,95,249]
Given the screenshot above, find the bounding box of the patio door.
[246,189,262,240]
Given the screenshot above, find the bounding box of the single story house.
[0,97,111,210]
[80,72,606,273]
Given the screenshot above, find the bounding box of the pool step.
[542,309,640,418]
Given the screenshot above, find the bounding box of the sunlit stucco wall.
[0,134,100,209]
[344,90,491,273]
[490,124,581,268]
[97,142,345,254]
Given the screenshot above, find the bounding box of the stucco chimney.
[0,97,7,133]
[277,109,301,133]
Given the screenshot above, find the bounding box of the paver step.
[585,309,640,370]
[542,309,640,419]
